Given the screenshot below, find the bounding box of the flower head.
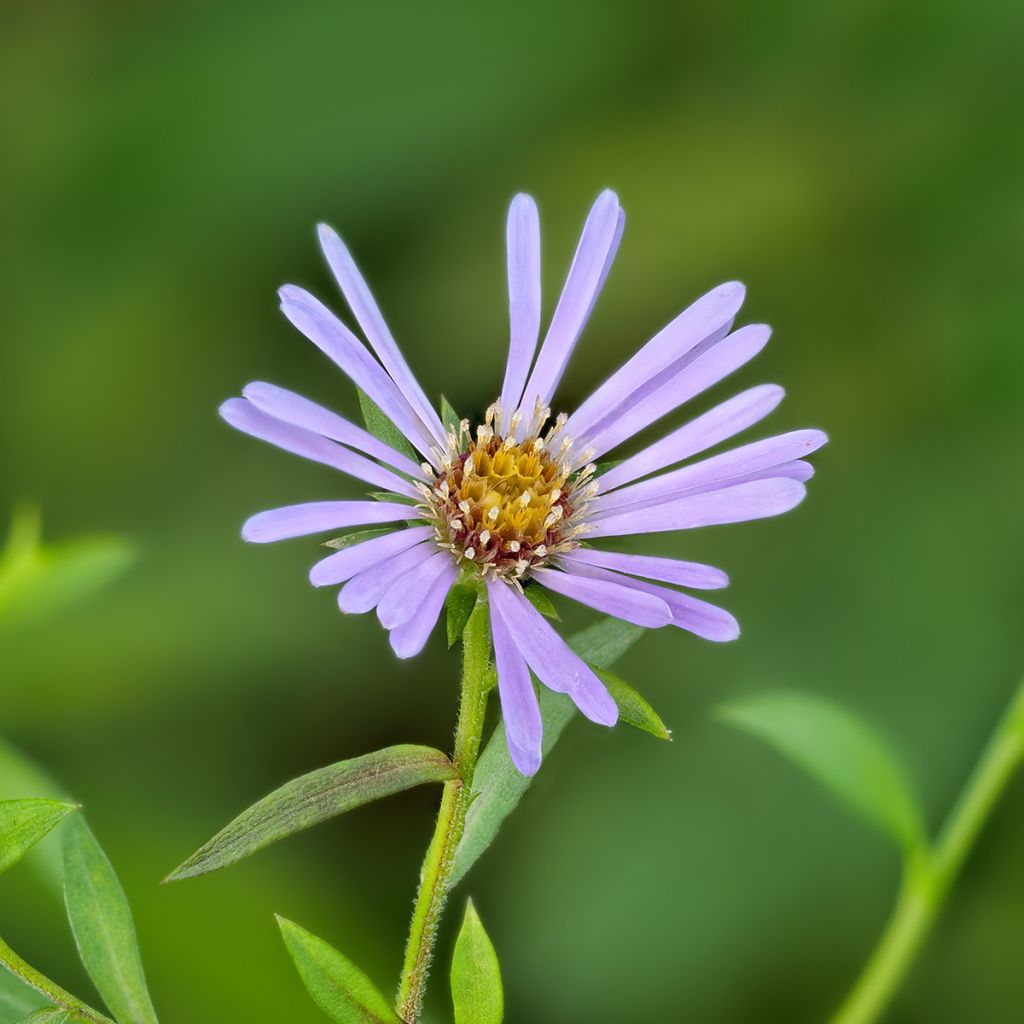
[222,190,826,776]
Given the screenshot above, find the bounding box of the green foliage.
[718,691,925,851]
[357,389,418,462]
[593,669,671,741]
[0,800,76,877]
[450,901,503,1024]
[166,746,458,882]
[451,617,645,886]
[0,507,134,631]
[522,586,558,620]
[0,973,46,1021]
[446,584,478,647]
[439,396,462,441]
[277,918,400,1024]
[12,1009,74,1023]
[62,817,160,1024]
[323,527,402,552]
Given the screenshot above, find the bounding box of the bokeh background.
[2,2,1023,1021]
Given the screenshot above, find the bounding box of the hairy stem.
[0,935,113,1024]
[396,596,491,1023]
[830,676,1024,1024]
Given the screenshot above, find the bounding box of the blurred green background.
[2,1,1023,1021]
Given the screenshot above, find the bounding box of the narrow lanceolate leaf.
[166,746,458,882]
[13,1009,75,1023]
[358,389,418,462]
[451,901,503,1024]
[522,586,558,620]
[323,527,400,552]
[446,584,478,647]
[62,816,159,1024]
[439,396,462,441]
[0,800,77,877]
[593,669,671,740]
[277,918,400,1024]
[0,972,47,1019]
[718,691,925,851]
[451,617,645,886]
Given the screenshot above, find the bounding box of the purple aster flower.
[221,190,825,777]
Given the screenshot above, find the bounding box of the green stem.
[830,677,1024,1024]
[396,596,492,1023]
[0,935,113,1024]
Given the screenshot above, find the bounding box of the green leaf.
[277,918,401,1024]
[0,800,77,877]
[522,586,558,620]
[446,584,478,647]
[717,691,925,851]
[357,389,418,462]
[368,491,420,507]
[62,816,160,1024]
[439,396,462,440]
[0,741,68,895]
[593,669,671,741]
[451,900,503,1024]
[451,617,645,886]
[322,527,400,552]
[0,507,135,631]
[166,745,458,882]
[0,972,47,1020]
[12,1009,74,1024]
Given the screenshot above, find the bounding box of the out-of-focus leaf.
[718,691,925,851]
[0,972,47,1020]
[593,669,671,741]
[277,918,400,1024]
[439,396,462,440]
[323,527,398,552]
[0,507,135,631]
[62,817,160,1024]
[13,1009,74,1023]
[0,801,76,877]
[0,743,68,894]
[450,900,503,1024]
[451,617,645,885]
[357,389,418,462]
[523,586,558,620]
[446,584,478,647]
[166,746,458,882]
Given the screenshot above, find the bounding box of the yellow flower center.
[433,433,573,576]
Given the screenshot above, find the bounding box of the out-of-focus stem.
[396,596,491,1023]
[0,935,113,1024]
[830,676,1024,1024]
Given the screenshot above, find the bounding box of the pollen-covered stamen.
[428,419,585,578]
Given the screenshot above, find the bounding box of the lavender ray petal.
[566,280,746,443]
[515,191,623,426]
[488,580,618,726]
[559,560,739,642]
[376,550,453,629]
[337,541,436,614]
[596,384,784,494]
[498,194,542,431]
[583,323,772,462]
[588,478,807,538]
[243,382,426,479]
[317,224,446,446]
[530,566,672,628]
[389,561,458,659]
[558,548,729,590]
[308,525,433,587]
[490,600,543,776]
[591,429,828,516]
[242,501,418,544]
[277,285,437,459]
[220,398,420,498]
